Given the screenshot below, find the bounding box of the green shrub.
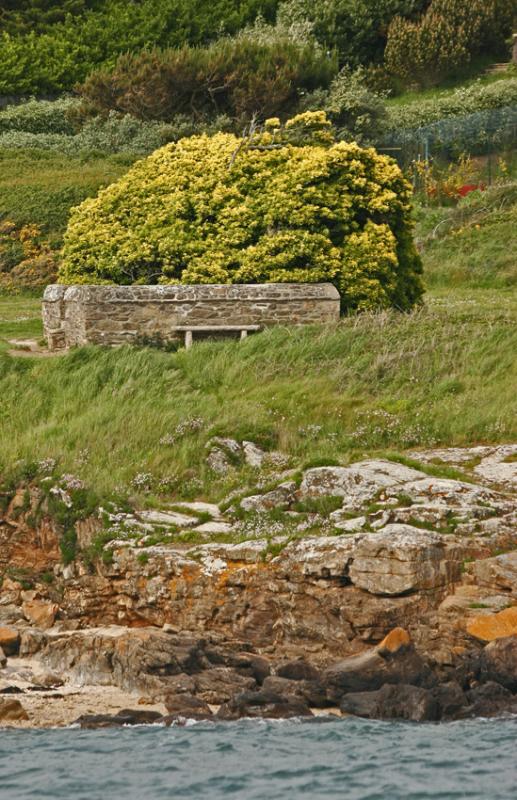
[276,0,428,68]
[0,97,79,135]
[385,0,515,87]
[0,0,280,95]
[61,111,423,313]
[386,80,517,131]
[301,67,388,143]
[79,28,337,123]
[0,100,235,155]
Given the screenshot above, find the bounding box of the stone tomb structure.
[42,283,341,351]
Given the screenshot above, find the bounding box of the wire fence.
[376,105,517,190]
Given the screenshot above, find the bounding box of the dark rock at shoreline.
[465,681,517,717]
[163,692,213,722]
[432,681,469,720]
[276,659,322,683]
[217,689,313,720]
[480,635,517,692]
[262,675,329,708]
[75,709,164,728]
[0,697,29,722]
[341,683,439,722]
[324,629,434,701]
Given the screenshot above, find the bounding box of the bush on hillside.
[385,80,517,132]
[385,0,515,87]
[300,68,388,143]
[79,30,336,123]
[0,97,79,135]
[276,0,428,68]
[60,112,424,313]
[0,0,279,94]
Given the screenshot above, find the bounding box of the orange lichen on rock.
[467,607,517,642]
[377,627,412,655]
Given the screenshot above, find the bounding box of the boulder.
[21,600,59,630]
[193,667,256,704]
[480,635,517,692]
[466,682,517,717]
[240,482,296,513]
[467,607,517,643]
[262,676,328,708]
[386,477,506,508]
[276,535,358,578]
[348,525,461,596]
[242,441,266,468]
[75,709,163,729]
[473,552,517,595]
[432,681,468,720]
[164,693,213,720]
[276,659,321,682]
[0,647,6,668]
[324,628,433,701]
[217,689,313,720]
[341,684,438,722]
[0,698,29,723]
[0,627,20,656]
[298,460,426,507]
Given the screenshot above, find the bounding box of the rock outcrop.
[2,446,517,725]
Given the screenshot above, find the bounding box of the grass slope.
[0,287,516,503]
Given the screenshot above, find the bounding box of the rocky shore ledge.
[1,444,517,727]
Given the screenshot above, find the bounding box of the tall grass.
[0,292,516,501]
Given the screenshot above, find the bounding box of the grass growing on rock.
[0,287,516,504]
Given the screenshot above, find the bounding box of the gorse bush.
[61,112,423,313]
[385,0,515,87]
[79,29,337,123]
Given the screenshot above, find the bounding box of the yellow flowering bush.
[61,112,423,312]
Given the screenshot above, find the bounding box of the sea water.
[1,716,516,800]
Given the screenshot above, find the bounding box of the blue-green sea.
[1,717,516,800]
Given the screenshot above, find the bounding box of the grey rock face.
[348,525,463,596]
[299,460,426,507]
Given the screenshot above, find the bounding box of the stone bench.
[174,324,262,348]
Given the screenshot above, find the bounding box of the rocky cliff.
[1,444,517,726]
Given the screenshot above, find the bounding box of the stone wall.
[42,284,341,350]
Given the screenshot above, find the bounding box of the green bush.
[79,28,337,123]
[386,80,517,131]
[0,97,79,135]
[301,67,388,143]
[276,0,428,68]
[61,111,423,313]
[385,0,515,87]
[0,0,279,95]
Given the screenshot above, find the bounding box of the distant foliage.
[79,28,337,123]
[386,80,517,132]
[0,0,279,94]
[0,221,58,291]
[276,0,428,67]
[385,0,515,87]
[61,112,423,313]
[0,97,78,135]
[300,68,388,143]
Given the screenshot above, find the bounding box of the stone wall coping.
[43,283,340,303]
